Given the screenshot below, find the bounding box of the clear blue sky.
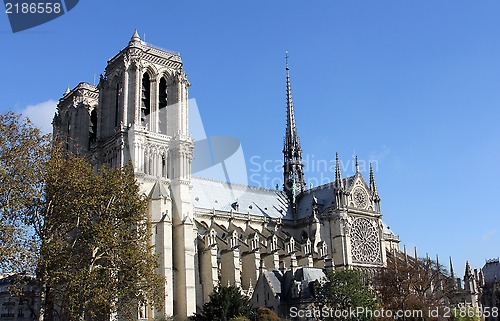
[1,0,499,275]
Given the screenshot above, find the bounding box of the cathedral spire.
[283,51,305,205]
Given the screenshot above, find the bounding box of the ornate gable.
[346,173,373,211]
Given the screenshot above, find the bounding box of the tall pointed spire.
[369,162,378,194]
[334,152,346,209]
[369,162,381,212]
[465,261,473,277]
[283,51,305,206]
[450,257,455,280]
[335,152,344,189]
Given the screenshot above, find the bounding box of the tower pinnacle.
[131,29,140,41]
[129,29,141,46]
[335,152,344,189]
[369,162,378,194]
[450,257,455,280]
[283,51,305,206]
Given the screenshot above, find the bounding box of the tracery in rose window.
[350,218,381,263]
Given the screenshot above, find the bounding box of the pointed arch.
[158,76,168,134]
[141,72,151,126]
[89,108,97,148]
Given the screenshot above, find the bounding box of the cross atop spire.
[283,51,305,206]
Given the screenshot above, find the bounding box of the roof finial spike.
[355,155,360,173]
[285,50,289,70]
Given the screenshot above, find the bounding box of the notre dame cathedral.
[53,31,401,319]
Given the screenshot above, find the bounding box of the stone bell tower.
[85,31,196,318]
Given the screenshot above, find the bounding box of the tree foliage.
[37,150,163,320]
[0,112,50,274]
[374,253,456,321]
[190,286,253,321]
[255,307,281,321]
[316,269,378,321]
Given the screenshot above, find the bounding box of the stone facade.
[53,32,400,319]
[0,274,38,321]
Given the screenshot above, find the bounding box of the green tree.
[0,112,50,274]
[316,269,378,321]
[191,286,253,321]
[37,150,163,321]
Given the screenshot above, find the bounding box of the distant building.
[53,32,402,319]
[0,274,38,321]
[252,266,325,319]
[481,258,500,321]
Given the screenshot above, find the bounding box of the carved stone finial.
[129,29,142,46]
[131,29,140,41]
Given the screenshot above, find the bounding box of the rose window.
[350,218,381,263]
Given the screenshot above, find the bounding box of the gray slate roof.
[262,270,282,296]
[296,182,336,219]
[192,175,363,221]
[191,177,291,218]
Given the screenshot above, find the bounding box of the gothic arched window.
[230,231,238,249]
[159,77,167,134]
[318,241,327,258]
[304,239,312,255]
[114,82,120,127]
[89,108,97,148]
[141,73,151,125]
[251,234,259,251]
[162,155,166,178]
[286,238,295,255]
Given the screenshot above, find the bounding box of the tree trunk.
[37,280,46,321]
